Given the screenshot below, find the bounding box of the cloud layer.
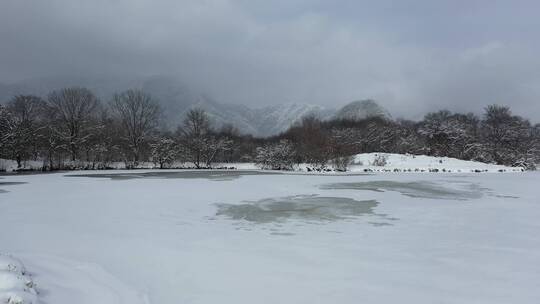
[1,0,539,120]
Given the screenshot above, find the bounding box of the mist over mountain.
[0,75,391,137]
[335,100,392,121]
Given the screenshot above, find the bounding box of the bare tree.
[110,89,161,166]
[179,108,211,168]
[46,88,100,161]
[201,136,233,167]
[288,115,331,170]
[328,128,358,171]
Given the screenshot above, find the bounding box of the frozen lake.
[1,170,539,303]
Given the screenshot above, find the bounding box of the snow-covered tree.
[0,104,14,158]
[151,137,178,169]
[201,136,233,168]
[480,105,530,166]
[0,96,46,167]
[419,111,460,157]
[392,119,425,155]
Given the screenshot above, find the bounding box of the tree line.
[1,88,539,171]
[267,106,540,170]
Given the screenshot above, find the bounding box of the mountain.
[241,103,332,136]
[0,76,391,137]
[179,101,333,137]
[334,99,392,121]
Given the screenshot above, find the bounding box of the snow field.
[350,153,523,173]
[1,167,538,303]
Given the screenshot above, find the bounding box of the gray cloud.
[1,0,539,121]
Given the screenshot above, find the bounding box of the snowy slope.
[350,153,523,173]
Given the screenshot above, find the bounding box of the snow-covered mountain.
[0,76,391,136]
[252,104,335,136]
[178,101,333,137]
[334,99,392,121]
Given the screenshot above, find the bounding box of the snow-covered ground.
[1,169,539,303]
[349,153,523,173]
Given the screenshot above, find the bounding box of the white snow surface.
[1,169,539,303]
[349,153,523,172]
[0,254,38,304]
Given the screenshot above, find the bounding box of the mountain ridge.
[0,76,391,137]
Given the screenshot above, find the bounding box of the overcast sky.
[1,0,539,120]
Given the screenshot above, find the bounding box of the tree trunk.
[16,155,22,168]
[71,144,77,161]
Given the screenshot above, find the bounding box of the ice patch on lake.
[216,195,381,224]
[320,180,485,200]
[0,182,26,194]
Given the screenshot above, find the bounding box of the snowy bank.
[0,253,147,304]
[348,153,523,173]
[1,153,525,174]
[0,254,38,304]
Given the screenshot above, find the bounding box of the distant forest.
[1,87,539,171]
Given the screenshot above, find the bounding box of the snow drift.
[0,254,38,304]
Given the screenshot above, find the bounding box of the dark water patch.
[67,170,281,181]
[320,180,484,200]
[369,222,393,227]
[0,182,26,186]
[492,194,519,199]
[270,232,296,236]
[215,195,380,224]
[0,181,27,194]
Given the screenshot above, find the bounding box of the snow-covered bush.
[330,155,354,171]
[255,140,296,170]
[372,154,388,166]
[150,138,178,169]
